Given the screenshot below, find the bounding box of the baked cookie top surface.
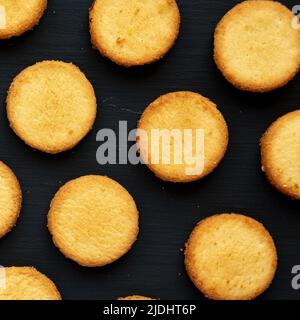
[185,213,277,300]
[118,295,156,300]
[0,267,61,300]
[0,161,22,238]
[48,175,139,267]
[214,0,300,92]
[137,91,228,183]
[261,110,300,199]
[7,61,97,154]
[90,0,180,66]
[0,0,47,39]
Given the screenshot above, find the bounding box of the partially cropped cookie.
[185,214,277,300]
[0,161,22,238]
[137,91,228,183]
[214,1,300,92]
[0,0,47,39]
[89,0,180,66]
[261,110,300,199]
[118,296,156,300]
[7,61,97,154]
[48,176,139,267]
[0,267,61,300]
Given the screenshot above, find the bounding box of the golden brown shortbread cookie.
[7,61,97,154]
[0,161,22,238]
[89,0,180,67]
[185,214,277,300]
[137,91,228,183]
[214,1,300,92]
[0,0,47,39]
[0,267,61,300]
[118,295,156,300]
[48,175,139,267]
[261,110,300,199]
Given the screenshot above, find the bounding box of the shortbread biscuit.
[89,0,180,67]
[214,1,300,92]
[7,61,97,154]
[48,175,139,267]
[0,161,22,238]
[185,214,277,300]
[118,295,155,300]
[137,91,228,183]
[0,267,61,300]
[0,0,47,39]
[261,110,300,199]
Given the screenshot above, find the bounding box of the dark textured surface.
[0,0,299,300]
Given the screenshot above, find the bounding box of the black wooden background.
[0,0,299,300]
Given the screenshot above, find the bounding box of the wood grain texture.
[0,0,299,300]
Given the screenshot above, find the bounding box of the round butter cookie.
[214,1,300,92]
[7,61,97,154]
[0,0,47,39]
[185,214,277,300]
[261,110,300,199]
[137,91,228,183]
[118,295,156,300]
[0,267,61,300]
[48,175,139,267]
[89,0,180,67]
[0,161,22,238]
